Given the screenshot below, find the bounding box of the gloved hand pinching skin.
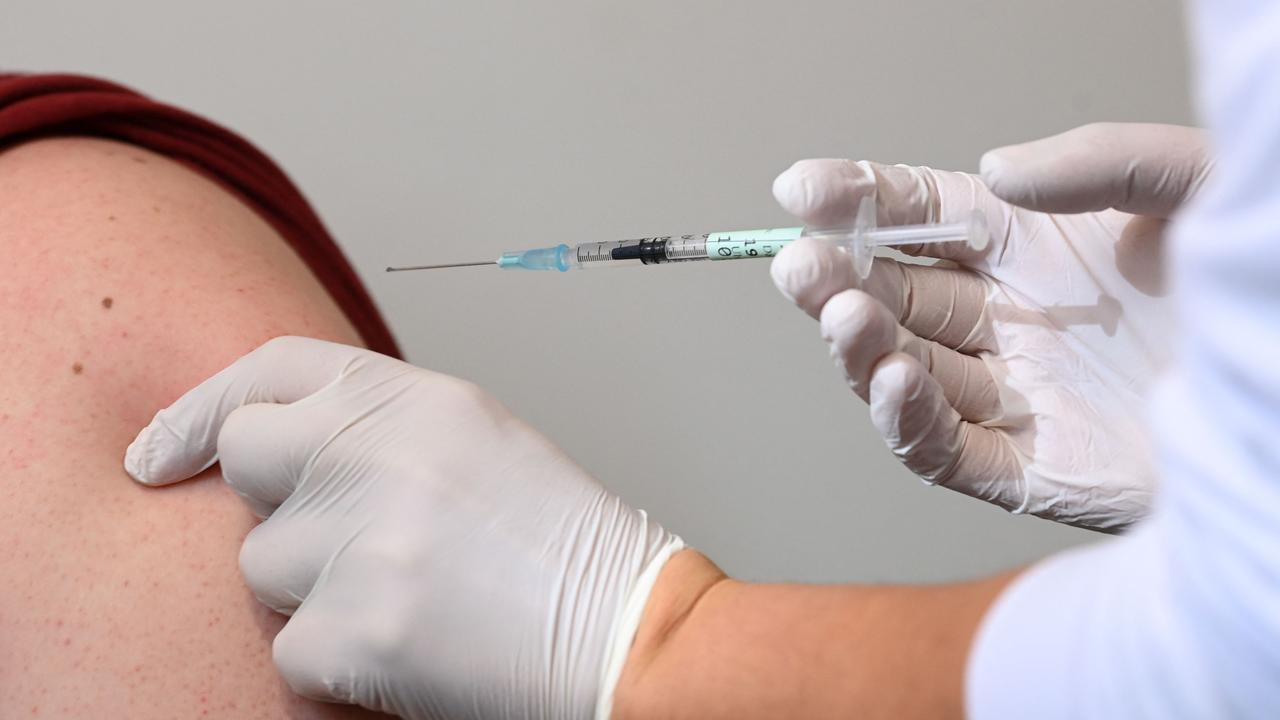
[771,123,1212,531]
[124,336,683,720]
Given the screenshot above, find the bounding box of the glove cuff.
[592,534,686,720]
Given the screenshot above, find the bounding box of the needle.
[385,261,495,272]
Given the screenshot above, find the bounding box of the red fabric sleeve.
[0,72,401,359]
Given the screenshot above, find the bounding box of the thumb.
[979,122,1213,218]
[123,336,375,486]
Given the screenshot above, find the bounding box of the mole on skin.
[102,297,113,309]
[72,362,83,375]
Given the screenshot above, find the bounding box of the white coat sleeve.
[966,2,1280,717]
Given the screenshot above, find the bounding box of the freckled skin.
[0,138,383,718]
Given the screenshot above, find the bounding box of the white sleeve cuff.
[965,522,1216,720]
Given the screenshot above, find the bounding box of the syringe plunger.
[802,197,989,278]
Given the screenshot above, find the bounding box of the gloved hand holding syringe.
[386,196,988,278]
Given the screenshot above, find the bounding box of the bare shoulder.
[0,137,379,717]
[0,136,363,419]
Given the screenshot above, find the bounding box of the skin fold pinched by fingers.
[125,336,395,489]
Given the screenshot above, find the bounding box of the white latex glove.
[771,123,1212,532]
[123,337,683,720]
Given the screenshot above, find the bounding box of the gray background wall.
[4,1,1192,582]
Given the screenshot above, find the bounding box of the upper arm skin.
[0,137,384,718]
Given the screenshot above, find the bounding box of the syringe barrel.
[608,237,685,264]
[572,236,711,268]
[697,227,805,260]
[573,228,804,268]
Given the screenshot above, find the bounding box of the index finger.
[772,158,1010,263]
[123,336,373,487]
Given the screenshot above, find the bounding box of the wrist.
[607,550,1020,720]
[610,549,730,719]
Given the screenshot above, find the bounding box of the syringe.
[387,198,989,279]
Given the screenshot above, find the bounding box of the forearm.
[612,550,1018,720]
